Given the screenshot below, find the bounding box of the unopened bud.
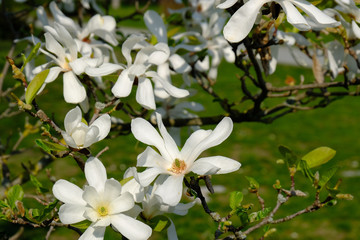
[336,194,354,200]
[295,190,307,197]
[15,200,25,217]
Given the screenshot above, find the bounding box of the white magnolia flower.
[121,168,195,240]
[86,34,190,109]
[52,157,152,240]
[61,106,111,149]
[131,113,241,206]
[33,23,102,103]
[218,0,339,43]
[335,0,360,23]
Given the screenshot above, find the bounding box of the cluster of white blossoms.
[14,0,359,239]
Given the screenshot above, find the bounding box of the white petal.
[61,131,78,148]
[91,114,111,141]
[169,54,191,73]
[85,63,123,77]
[58,204,86,224]
[217,0,238,9]
[85,157,107,192]
[144,10,168,43]
[82,186,101,209]
[351,20,360,39]
[137,167,166,187]
[79,225,106,240]
[111,69,134,97]
[189,161,220,175]
[291,0,338,25]
[93,217,111,227]
[122,35,146,65]
[136,77,156,109]
[146,71,189,98]
[181,129,212,162]
[111,214,152,240]
[45,66,62,83]
[196,156,240,174]
[103,178,122,200]
[52,179,86,205]
[185,117,233,164]
[278,1,310,31]
[131,117,171,160]
[137,146,169,168]
[54,23,77,60]
[148,43,170,65]
[223,0,269,42]
[171,202,196,216]
[193,156,241,175]
[44,32,65,61]
[69,58,89,75]
[109,192,135,214]
[167,219,178,240]
[155,112,180,160]
[64,106,82,133]
[83,125,100,148]
[49,1,79,36]
[63,71,87,104]
[154,175,184,206]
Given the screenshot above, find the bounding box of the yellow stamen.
[168,159,186,174]
[97,206,108,216]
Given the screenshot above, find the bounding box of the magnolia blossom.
[121,168,195,240]
[131,113,241,206]
[61,106,111,149]
[218,0,339,43]
[52,157,152,240]
[33,22,103,103]
[86,34,190,109]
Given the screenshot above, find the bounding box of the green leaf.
[278,145,298,167]
[30,175,49,194]
[318,167,339,190]
[229,191,243,210]
[302,147,336,168]
[35,139,67,153]
[120,176,134,186]
[35,139,51,153]
[249,208,271,223]
[6,185,24,210]
[297,160,314,181]
[245,176,259,191]
[25,69,50,104]
[71,220,92,229]
[21,42,41,72]
[149,215,171,232]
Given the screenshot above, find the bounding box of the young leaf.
[71,220,92,229]
[35,139,51,153]
[30,175,49,194]
[148,215,171,232]
[25,69,50,104]
[318,167,339,190]
[21,42,41,72]
[6,185,24,210]
[229,191,243,210]
[245,176,260,191]
[297,160,314,181]
[278,145,298,167]
[35,139,67,153]
[302,147,336,168]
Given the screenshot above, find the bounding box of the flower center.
[168,158,187,175]
[70,128,87,147]
[97,206,108,217]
